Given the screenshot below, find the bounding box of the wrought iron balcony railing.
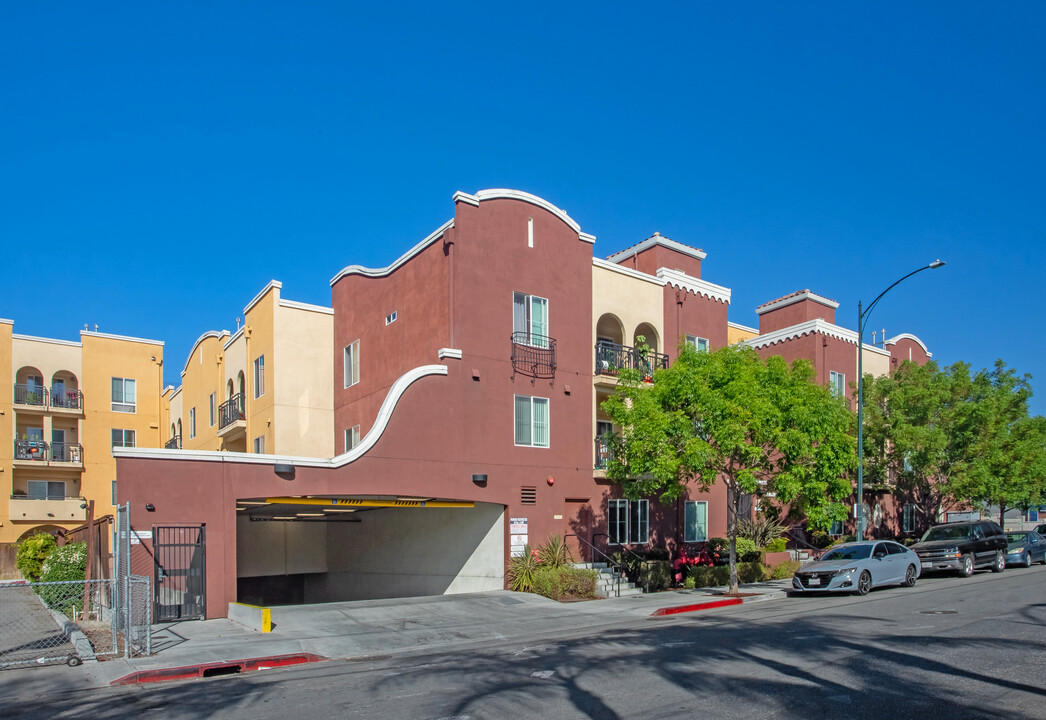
[14,384,48,407]
[165,435,181,449]
[219,392,246,429]
[594,340,669,378]
[50,388,84,410]
[50,442,83,463]
[14,439,49,461]
[511,332,557,378]
[595,436,613,470]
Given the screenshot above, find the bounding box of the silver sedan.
[792,541,922,596]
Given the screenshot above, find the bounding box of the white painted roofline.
[243,280,282,315]
[592,257,664,286]
[223,325,246,350]
[330,219,454,285]
[81,330,164,347]
[180,330,230,377]
[114,364,448,468]
[744,318,859,349]
[728,321,759,334]
[606,235,706,264]
[658,268,731,304]
[12,334,83,348]
[756,290,839,315]
[278,298,334,315]
[885,333,932,357]
[454,189,594,243]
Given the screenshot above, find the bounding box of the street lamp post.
[856,260,946,540]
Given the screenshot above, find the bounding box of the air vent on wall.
[521,486,537,506]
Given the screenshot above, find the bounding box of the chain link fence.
[0,503,152,669]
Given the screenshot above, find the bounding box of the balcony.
[13,384,48,409]
[50,388,84,412]
[50,442,84,465]
[9,496,87,523]
[14,439,49,463]
[510,332,557,378]
[218,392,247,439]
[595,435,613,471]
[13,440,83,467]
[165,435,182,449]
[595,340,669,380]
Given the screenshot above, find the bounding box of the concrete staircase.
[573,562,644,598]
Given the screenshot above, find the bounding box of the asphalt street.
[5,565,1045,720]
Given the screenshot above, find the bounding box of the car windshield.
[820,545,872,561]
[922,526,972,541]
[1006,532,1028,543]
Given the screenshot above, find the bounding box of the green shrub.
[809,531,833,549]
[16,532,57,582]
[765,538,787,553]
[707,536,758,561]
[37,542,87,613]
[738,562,772,583]
[771,560,801,580]
[685,562,771,587]
[537,534,572,569]
[508,546,539,592]
[531,566,598,601]
[683,575,696,589]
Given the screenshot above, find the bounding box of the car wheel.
[904,564,918,587]
[991,551,1005,573]
[959,554,975,577]
[855,571,872,596]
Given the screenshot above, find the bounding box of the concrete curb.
[649,587,789,616]
[109,652,327,686]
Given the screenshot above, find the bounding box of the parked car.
[791,541,921,596]
[1005,530,1046,567]
[1033,523,1046,536]
[910,520,1007,576]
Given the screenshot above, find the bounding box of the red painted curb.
[110,652,326,686]
[650,598,743,616]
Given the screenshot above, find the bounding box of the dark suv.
[911,520,1007,576]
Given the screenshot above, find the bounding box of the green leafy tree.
[16,532,58,582]
[602,344,856,594]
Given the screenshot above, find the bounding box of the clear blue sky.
[3,3,1043,415]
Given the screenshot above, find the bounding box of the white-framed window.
[209,393,216,426]
[189,408,196,439]
[686,335,709,353]
[513,291,549,347]
[902,503,917,533]
[608,499,649,545]
[829,371,845,398]
[253,356,265,398]
[385,311,397,325]
[253,435,265,453]
[28,480,66,500]
[344,339,360,388]
[111,429,136,448]
[111,377,136,413]
[514,395,549,448]
[685,501,708,542]
[344,425,361,452]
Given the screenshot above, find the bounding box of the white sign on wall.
[510,517,528,557]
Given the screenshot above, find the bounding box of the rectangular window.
[513,292,549,347]
[514,395,549,448]
[902,503,916,533]
[686,335,709,353]
[253,435,265,454]
[685,501,708,542]
[28,480,66,500]
[254,356,265,398]
[111,377,136,413]
[385,311,397,325]
[189,408,196,439]
[609,499,649,544]
[344,340,360,388]
[829,371,845,398]
[344,425,361,452]
[209,393,216,426]
[111,429,136,448]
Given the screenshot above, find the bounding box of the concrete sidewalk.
[3,579,790,691]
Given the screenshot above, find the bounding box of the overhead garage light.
[396,497,429,502]
[272,516,297,520]
[323,508,357,513]
[239,501,271,506]
[297,513,324,517]
[236,507,247,511]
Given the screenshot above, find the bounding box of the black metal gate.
[153,526,206,622]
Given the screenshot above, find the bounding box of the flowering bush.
[38,542,87,613]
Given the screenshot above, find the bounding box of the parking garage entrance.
[234,496,505,606]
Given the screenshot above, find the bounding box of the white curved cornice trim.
[330,219,454,286]
[244,280,282,315]
[181,330,230,377]
[224,325,245,350]
[114,364,449,468]
[592,257,664,286]
[744,319,858,349]
[438,348,462,360]
[454,189,594,242]
[658,268,731,304]
[756,290,839,315]
[606,236,706,264]
[885,333,932,357]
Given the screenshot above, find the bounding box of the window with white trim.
[608,499,649,545]
[513,292,549,347]
[829,371,845,398]
[686,335,709,353]
[111,429,136,448]
[253,435,265,453]
[344,425,361,452]
[902,503,917,533]
[344,340,360,388]
[514,395,549,448]
[685,501,708,542]
[189,408,196,439]
[385,312,397,325]
[209,392,216,426]
[111,377,136,413]
[254,355,265,398]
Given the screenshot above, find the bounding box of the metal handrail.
[164,435,181,449]
[14,439,49,461]
[50,442,83,463]
[50,388,84,410]
[783,529,824,559]
[14,384,48,406]
[565,533,623,598]
[594,340,669,378]
[595,531,652,594]
[594,436,612,470]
